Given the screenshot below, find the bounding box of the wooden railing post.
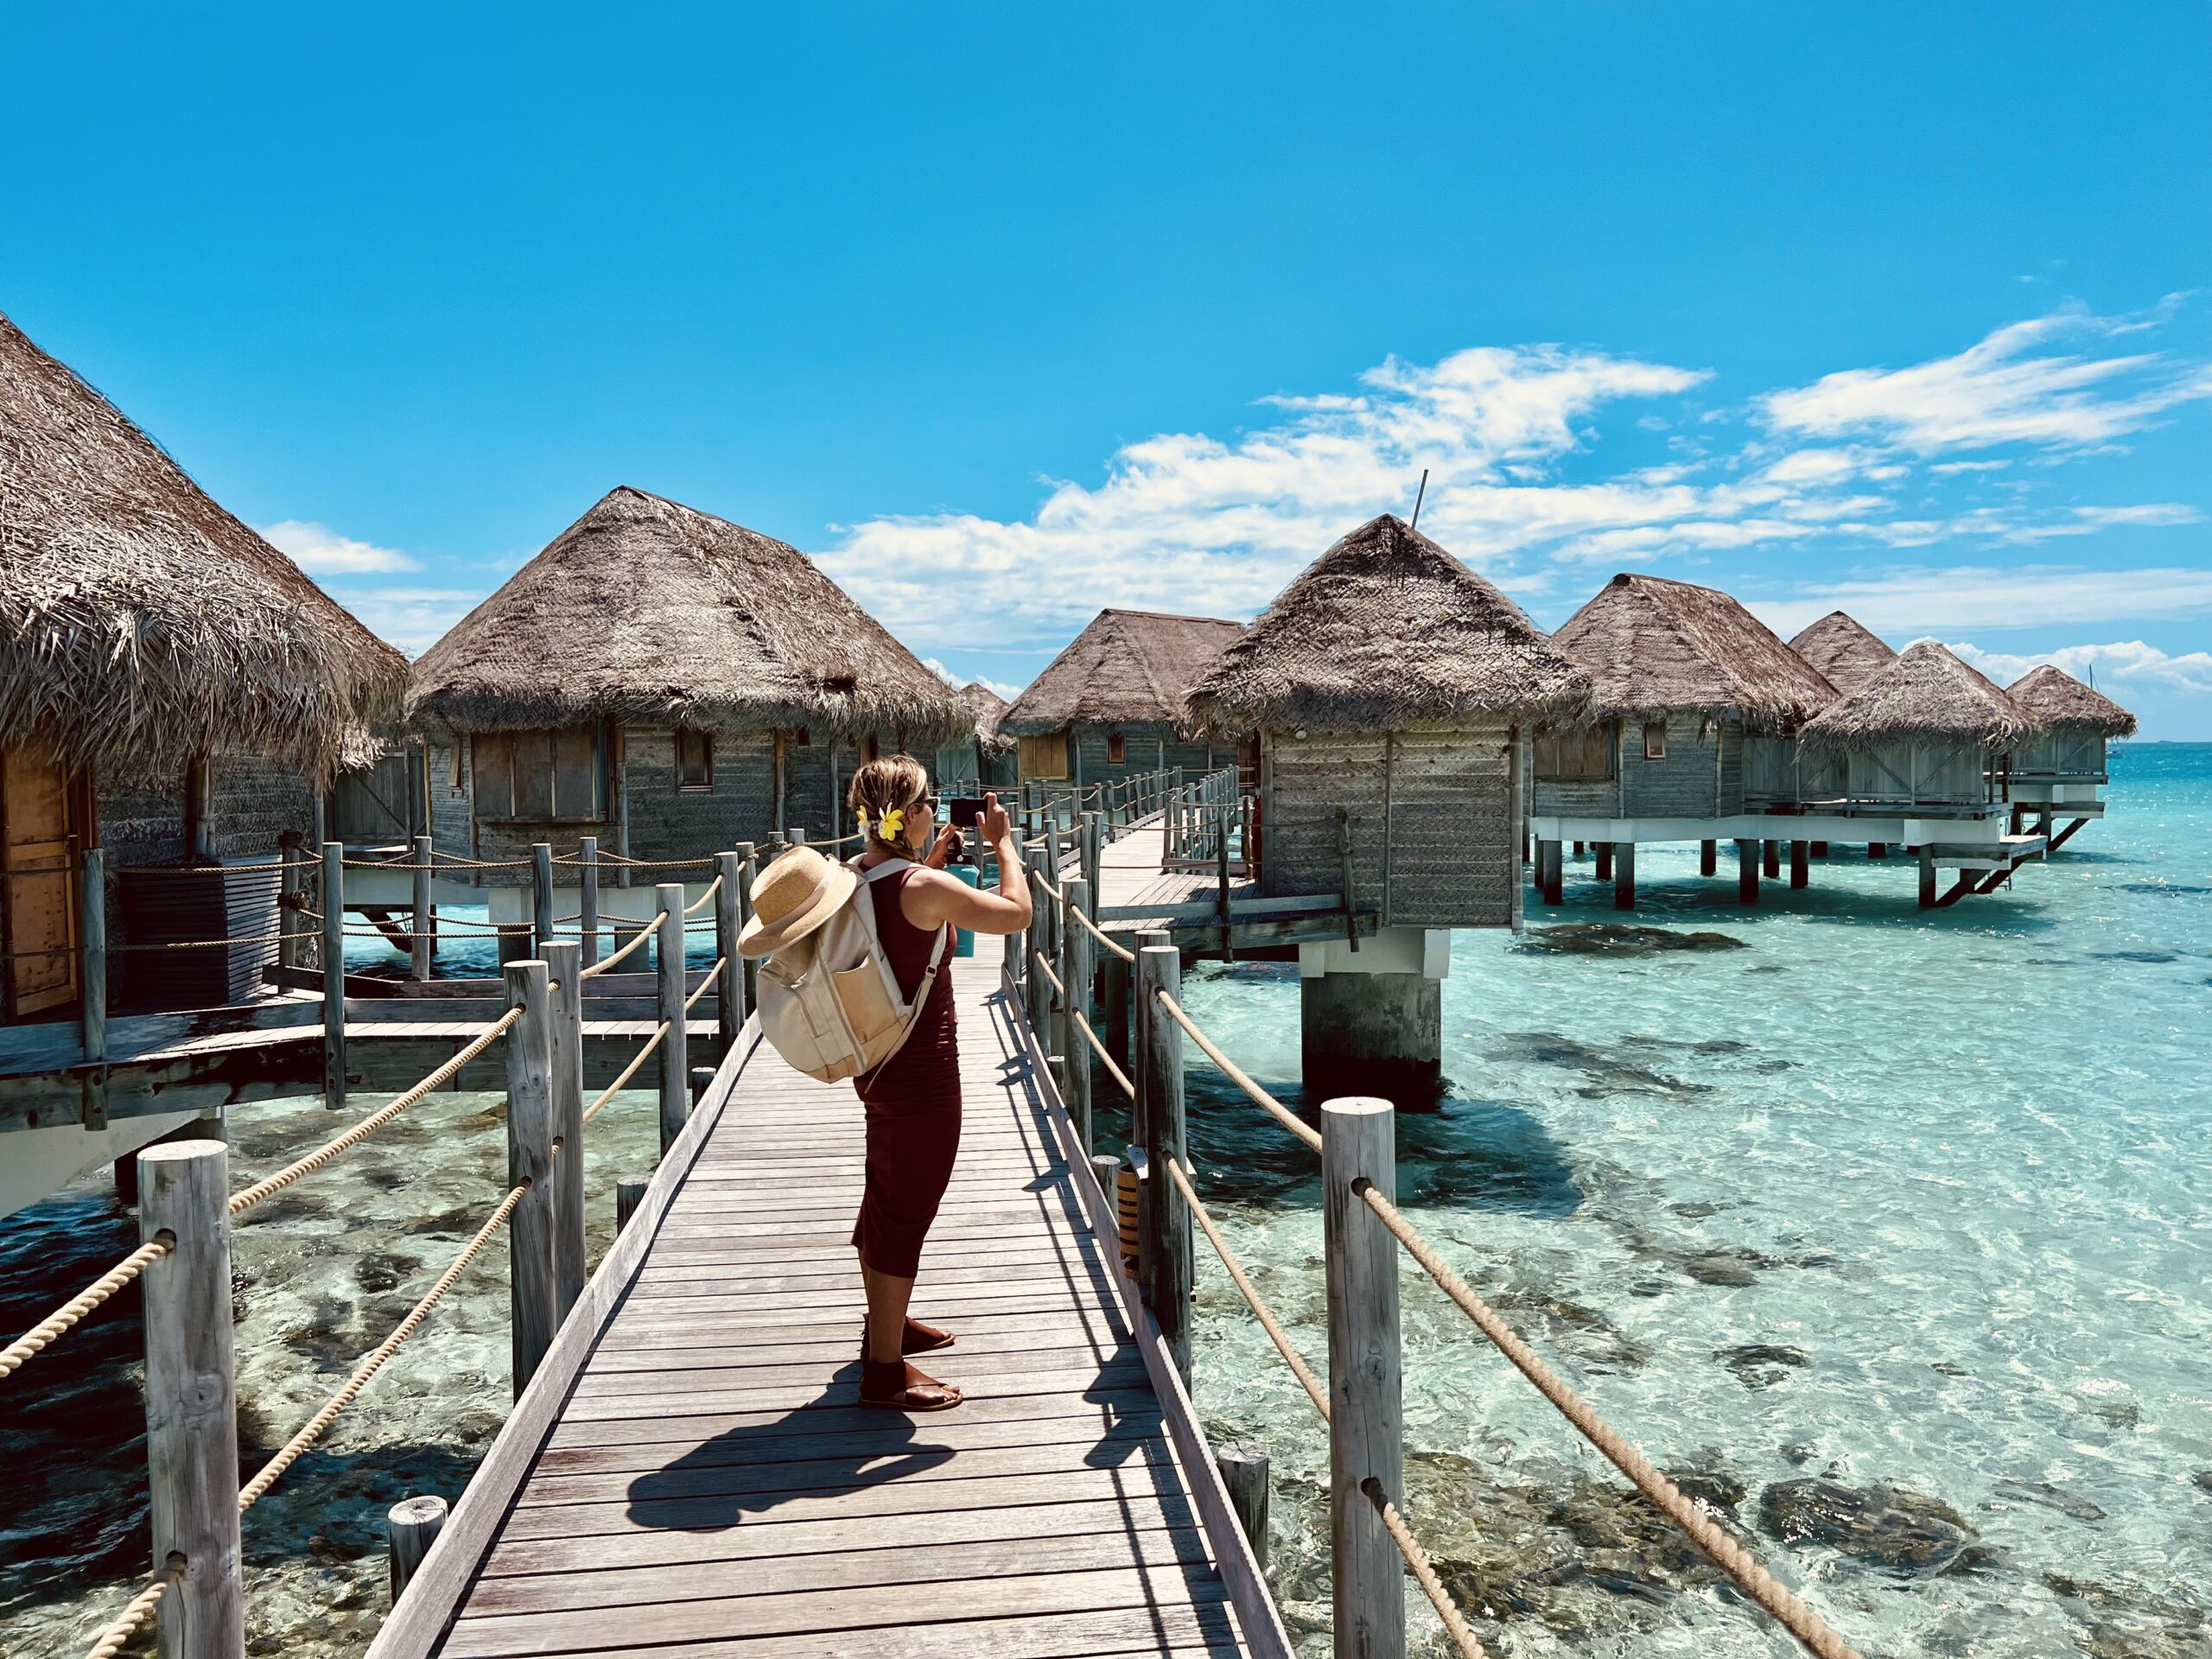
[140,1138,244,1659]
[1138,943,1191,1382]
[531,842,555,956]
[577,836,601,968]
[322,842,346,1111]
[1217,1440,1270,1572]
[1217,801,1234,962]
[734,842,758,1015]
[79,845,107,1131]
[386,1496,447,1605]
[1023,849,1049,1037]
[503,959,557,1397]
[541,941,586,1320]
[277,831,303,972]
[1060,874,1092,1160]
[615,1176,648,1234]
[656,883,688,1157]
[1323,1096,1404,1659]
[410,835,434,982]
[715,851,745,1058]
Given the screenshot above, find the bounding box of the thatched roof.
[0,309,407,780]
[1802,640,2028,751]
[1789,611,1897,700]
[410,486,964,743]
[1553,573,1838,735]
[2005,664,2138,739]
[1001,609,1246,736]
[1183,514,1587,734]
[956,682,1014,753]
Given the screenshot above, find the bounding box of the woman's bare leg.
[861,1260,916,1363]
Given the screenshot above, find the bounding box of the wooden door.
[1,744,83,1019]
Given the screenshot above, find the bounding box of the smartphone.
[948,796,985,830]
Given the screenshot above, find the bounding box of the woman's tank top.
[853,863,958,1109]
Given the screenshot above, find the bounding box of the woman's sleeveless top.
[853,864,958,1109]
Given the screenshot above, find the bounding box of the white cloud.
[1745,565,2212,639]
[260,519,419,575]
[1760,309,2212,454]
[324,586,488,658]
[1945,639,2212,695]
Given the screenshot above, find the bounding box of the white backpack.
[753,859,950,1084]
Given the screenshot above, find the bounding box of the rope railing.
[1154,990,1320,1153]
[237,1181,529,1513]
[0,1238,174,1382]
[80,1560,183,1659]
[1163,1158,1325,1417]
[1067,901,1136,963]
[684,963,721,1014]
[229,1007,524,1217]
[683,876,723,915]
[579,911,667,980]
[1367,1479,1492,1659]
[582,1023,670,1122]
[1069,1000,1135,1099]
[1030,950,1065,1000]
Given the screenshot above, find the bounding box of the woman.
[843,756,1031,1411]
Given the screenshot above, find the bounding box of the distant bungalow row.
[0,308,2137,1048]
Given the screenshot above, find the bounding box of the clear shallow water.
[6,749,2208,1656]
[1111,742,2212,1657]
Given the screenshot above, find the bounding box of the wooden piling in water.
[542,941,585,1320]
[1612,841,1637,910]
[140,1138,244,1659]
[615,1177,648,1234]
[503,959,557,1397]
[1700,838,1717,877]
[1918,851,1939,907]
[657,883,688,1158]
[1737,837,1760,905]
[1322,1096,1404,1659]
[1216,1439,1271,1573]
[1763,838,1782,880]
[410,836,434,982]
[386,1496,447,1605]
[1789,840,1810,890]
[1595,842,1612,882]
[322,842,346,1111]
[1138,944,1191,1384]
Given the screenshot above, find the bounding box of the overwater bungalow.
[934,681,1019,791]
[2003,665,2136,849]
[1799,639,2037,905]
[0,308,405,1211]
[407,486,963,912]
[1001,608,1250,792]
[1529,573,1837,906]
[1185,512,1586,1103]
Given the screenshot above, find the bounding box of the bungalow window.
[1535,723,1616,780]
[1106,733,1127,766]
[1643,721,1668,761]
[862,734,880,764]
[1020,731,1071,780]
[793,726,810,747]
[472,728,601,822]
[448,743,464,791]
[676,728,714,792]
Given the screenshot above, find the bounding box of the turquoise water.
[1137,742,2212,1656]
[4,747,2206,1656]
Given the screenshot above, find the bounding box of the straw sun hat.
[737,845,861,958]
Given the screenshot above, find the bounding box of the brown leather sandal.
[860,1315,956,1357]
[859,1357,963,1412]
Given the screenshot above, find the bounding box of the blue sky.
[5,5,2209,733]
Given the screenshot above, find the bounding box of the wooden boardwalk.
[373,945,1281,1659]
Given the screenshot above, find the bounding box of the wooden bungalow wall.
[1533,714,1745,821]
[1262,721,1516,931]
[1018,721,1236,786]
[2012,730,2107,779]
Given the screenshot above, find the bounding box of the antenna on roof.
[1409,468,1429,531]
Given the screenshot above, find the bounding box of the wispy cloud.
[260,518,419,575]
[1946,639,2212,696]
[325,586,490,658]
[1745,564,2212,639]
[1760,305,2212,454]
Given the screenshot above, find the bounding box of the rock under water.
[1758,1478,1979,1574]
[1517,924,1750,956]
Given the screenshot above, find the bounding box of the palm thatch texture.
[0,310,406,780]
[1801,640,2029,751]
[1001,610,1247,736]
[1789,610,1897,701]
[957,682,1015,753]
[2005,664,2138,739]
[1182,513,1588,734]
[1551,572,1837,735]
[409,486,964,745]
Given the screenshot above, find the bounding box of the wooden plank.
[540,1385,1160,1451]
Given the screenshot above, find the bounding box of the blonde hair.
[847,754,931,846]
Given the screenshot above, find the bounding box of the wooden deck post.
[615,1176,648,1234]
[531,842,555,957]
[657,883,689,1157]
[79,846,107,1131]
[715,851,745,1058]
[139,1138,244,1659]
[1700,838,1717,877]
[1138,943,1191,1382]
[386,1495,447,1605]
[1737,838,1760,905]
[322,842,346,1111]
[1061,874,1092,1160]
[1612,841,1637,910]
[278,830,303,972]
[542,941,585,1320]
[503,959,557,1397]
[410,836,434,982]
[1217,1440,1270,1572]
[734,842,759,1015]
[577,836,601,969]
[1323,1096,1404,1659]
[1789,839,1810,890]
